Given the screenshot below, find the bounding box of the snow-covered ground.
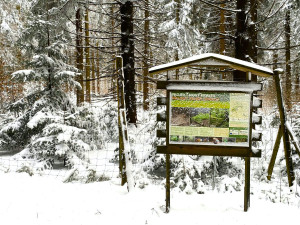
[0,171,299,225]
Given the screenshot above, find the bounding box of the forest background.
[0,0,300,200]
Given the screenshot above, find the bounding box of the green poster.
[169,91,251,146]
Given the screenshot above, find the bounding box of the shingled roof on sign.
[149,53,273,77]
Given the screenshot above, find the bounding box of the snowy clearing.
[0,171,299,225]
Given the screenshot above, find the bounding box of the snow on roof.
[149,53,273,77]
[166,82,262,92]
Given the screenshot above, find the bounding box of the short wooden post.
[244,157,250,212]
[166,154,171,213]
[116,56,127,186]
[244,71,251,212]
[273,70,294,186]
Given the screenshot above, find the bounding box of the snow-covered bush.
[200,157,242,184]
[217,175,242,193]
[76,102,118,149]
[135,105,242,193]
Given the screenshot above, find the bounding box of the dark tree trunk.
[249,0,258,64]
[120,1,137,124]
[175,0,180,80]
[249,0,258,82]
[85,8,91,103]
[285,8,292,112]
[76,8,84,105]
[143,0,150,111]
[219,3,225,55]
[234,0,247,81]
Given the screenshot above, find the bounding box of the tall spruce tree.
[0,0,90,168]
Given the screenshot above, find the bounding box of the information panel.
[169,91,251,147]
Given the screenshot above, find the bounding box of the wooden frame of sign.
[156,80,262,213]
[156,81,262,158]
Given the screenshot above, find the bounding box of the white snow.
[252,131,261,140]
[0,20,11,33]
[253,97,262,108]
[252,113,261,123]
[0,171,299,225]
[27,111,49,129]
[149,53,273,76]
[274,68,284,73]
[11,69,34,80]
[166,83,257,92]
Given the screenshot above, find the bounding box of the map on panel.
[169,91,251,146]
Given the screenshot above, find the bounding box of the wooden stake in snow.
[116,56,134,191]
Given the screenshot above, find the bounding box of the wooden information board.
[157,81,262,158]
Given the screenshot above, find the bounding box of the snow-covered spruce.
[0,1,95,174]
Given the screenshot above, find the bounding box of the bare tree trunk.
[0,33,4,103]
[0,55,4,110]
[76,8,84,105]
[249,0,258,63]
[175,0,180,80]
[111,5,116,96]
[85,7,91,103]
[120,1,137,124]
[285,7,292,112]
[234,0,247,81]
[143,0,150,111]
[46,2,52,93]
[91,48,95,96]
[273,51,278,70]
[220,2,226,80]
[219,3,225,55]
[96,42,101,95]
[249,0,258,82]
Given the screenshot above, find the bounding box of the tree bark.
[285,8,292,112]
[249,0,258,63]
[96,42,101,95]
[234,0,247,81]
[85,7,91,103]
[249,0,258,82]
[175,0,180,80]
[91,48,95,95]
[111,5,116,96]
[76,8,84,105]
[120,1,137,124]
[220,3,225,55]
[143,0,150,111]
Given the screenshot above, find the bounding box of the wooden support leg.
[282,125,295,186]
[244,157,250,212]
[267,125,283,180]
[274,71,295,186]
[286,127,300,158]
[166,154,170,213]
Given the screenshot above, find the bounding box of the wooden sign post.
[157,81,261,212]
[150,53,274,212]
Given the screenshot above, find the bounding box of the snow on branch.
[199,0,241,13]
[12,70,35,82]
